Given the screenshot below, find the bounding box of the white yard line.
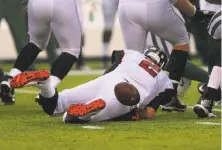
[196,122,221,126]
[15,89,39,94]
[81,125,105,130]
[68,70,105,75]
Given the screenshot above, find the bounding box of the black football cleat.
[193,96,216,118]
[161,96,187,112]
[0,75,15,105]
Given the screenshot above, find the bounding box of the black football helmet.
[143,46,168,69]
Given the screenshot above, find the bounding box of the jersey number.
[139,60,160,78]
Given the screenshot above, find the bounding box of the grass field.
[0,68,221,150]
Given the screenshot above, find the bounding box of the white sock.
[8,68,21,77]
[50,75,61,88]
[40,78,56,98]
[208,66,222,89]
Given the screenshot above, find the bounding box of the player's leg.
[45,34,59,66]
[101,0,119,68]
[10,70,111,117]
[145,2,190,111]
[0,0,52,105]
[49,0,82,88]
[118,0,149,52]
[146,33,209,84]
[194,66,221,118]
[65,73,132,123]
[193,11,221,117]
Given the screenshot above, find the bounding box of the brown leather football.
[114,82,140,106]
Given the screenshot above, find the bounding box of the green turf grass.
[0,75,220,150]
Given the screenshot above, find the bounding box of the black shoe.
[161,96,187,112]
[0,75,15,105]
[193,96,216,118]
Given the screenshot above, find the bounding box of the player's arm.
[140,89,174,120]
[174,0,196,17]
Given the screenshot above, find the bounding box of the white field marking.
[81,125,105,130]
[187,106,221,112]
[196,122,221,126]
[15,89,39,94]
[68,70,105,75]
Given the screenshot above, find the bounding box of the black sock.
[51,52,77,80]
[103,30,112,43]
[205,87,221,101]
[167,50,188,91]
[14,43,41,72]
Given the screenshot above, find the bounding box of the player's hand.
[139,107,156,120]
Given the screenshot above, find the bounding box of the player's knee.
[38,91,58,116]
[30,39,48,50]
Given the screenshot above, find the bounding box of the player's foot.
[10,70,50,88]
[161,96,187,112]
[0,75,15,105]
[67,99,106,117]
[193,96,216,118]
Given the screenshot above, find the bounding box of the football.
[114,82,140,106]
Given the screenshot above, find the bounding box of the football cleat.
[10,70,50,88]
[63,99,106,123]
[161,96,187,112]
[67,99,106,117]
[193,96,216,118]
[0,75,15,105]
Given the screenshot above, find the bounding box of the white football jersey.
[200,0,220,12]
[115,50,173,108]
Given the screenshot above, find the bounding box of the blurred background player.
[0,0,83,105]
[0,0,28,58]
[0,0,31,104]
[193,2,221,118]
[101,0,119,68]
[184,0,220,65]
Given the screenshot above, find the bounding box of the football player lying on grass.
[10,47,175,123]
